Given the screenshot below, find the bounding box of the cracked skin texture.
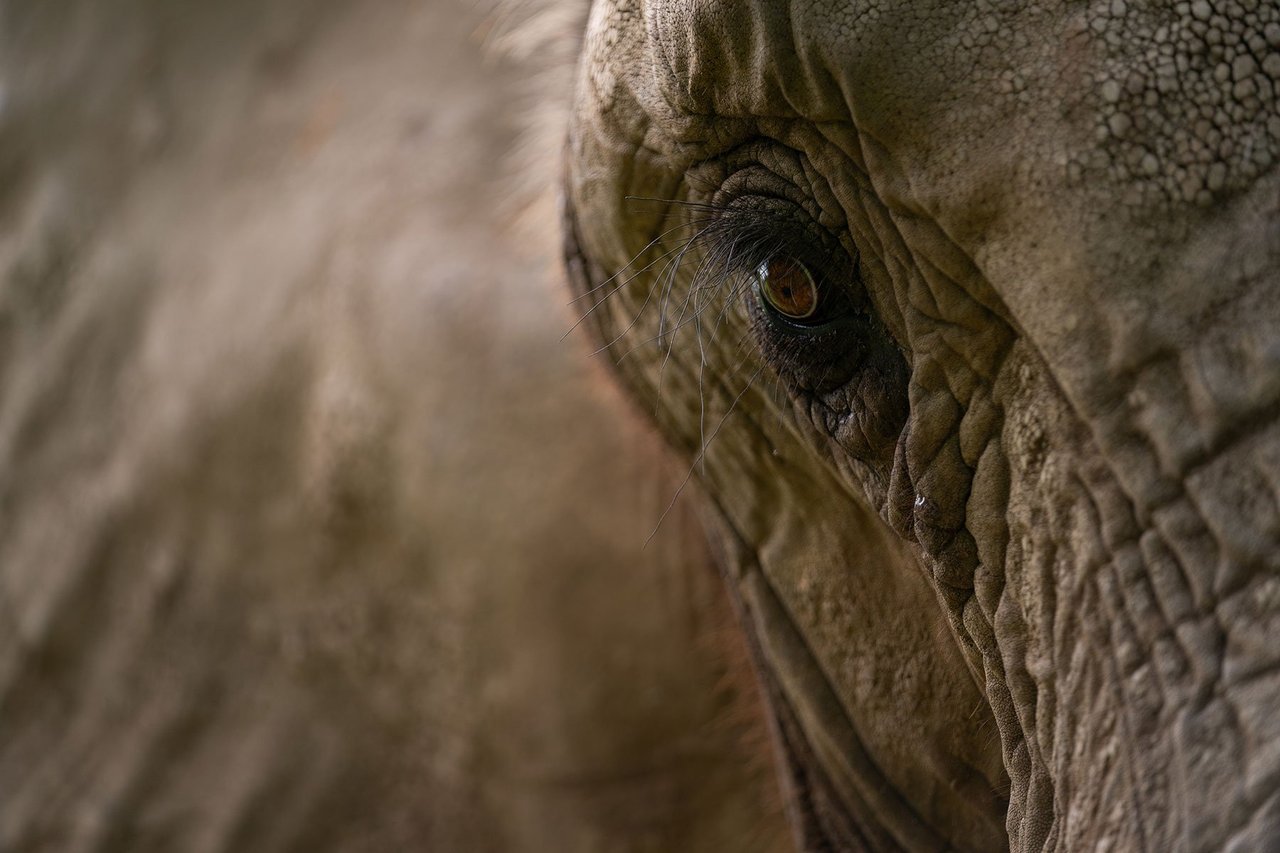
[564,0,1280,850]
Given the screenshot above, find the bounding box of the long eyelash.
[570,196,785,317]
[562,215,718,340]
[644,362,767,550]
[567,196,787,369]
[566,195,794,544]
[576,223,770,367]
[636,196,791,291]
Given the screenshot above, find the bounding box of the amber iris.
[756,257,819,321]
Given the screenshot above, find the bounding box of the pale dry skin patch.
[0,1,792,851]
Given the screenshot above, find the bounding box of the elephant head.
[562,1,1280,850]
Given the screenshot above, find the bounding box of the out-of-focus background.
[0,1,792,850]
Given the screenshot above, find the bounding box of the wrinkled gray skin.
[564,1,1280,850]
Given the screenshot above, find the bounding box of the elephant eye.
[756,257,820,321]
[682,191,854,331]
[751,254,852,332]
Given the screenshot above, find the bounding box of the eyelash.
[658,199,832,312]
[694,201,861,331]
[679,201,795,279]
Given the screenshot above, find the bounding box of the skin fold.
[563,1,1280,850]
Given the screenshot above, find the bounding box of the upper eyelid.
[688,197,832,272]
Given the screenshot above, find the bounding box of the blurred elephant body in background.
[566,1,1280,851]
[0,2,791,851]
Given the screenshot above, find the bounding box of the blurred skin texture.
[0,1,792,850]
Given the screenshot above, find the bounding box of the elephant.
[562,1,1280,850]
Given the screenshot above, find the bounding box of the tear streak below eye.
[756,257,819,322]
